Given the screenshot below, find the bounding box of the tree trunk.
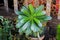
[4,0,9,12]
[13,0,18,13]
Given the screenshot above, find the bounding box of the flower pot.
[30,38,39,40]
[29,36,45,40]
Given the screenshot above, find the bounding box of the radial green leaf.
[15,11,23,15]
[21,6,30,16]
[31,21,40,32]
[16,17,29,28]
[35,5,44,14]
[44,16,52,20]
[25,27,31,36]
[21,21,30,31]
[34,18,42,27]
[28,4,35,14]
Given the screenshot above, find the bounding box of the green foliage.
[0,16,13,40]
[0,16,3,21]
[56,24,60,40]
[16,4,52,37]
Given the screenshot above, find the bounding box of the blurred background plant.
[0,16,14,40]
[56,24,60,40]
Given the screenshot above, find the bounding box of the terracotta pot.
[30,38,39,40]
[29,36,45,40]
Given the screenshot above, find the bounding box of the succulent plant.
[16,4,52,37]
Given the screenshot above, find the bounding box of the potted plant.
[16,4,52,40]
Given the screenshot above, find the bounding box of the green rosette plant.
[16,4,52,38]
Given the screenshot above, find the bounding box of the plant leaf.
[21,6,30,16]
[18,15,27,20]
[31,21,40,32]
[34,5,44,16]
[15,11,23,15]
[35,5,44,13]
[34,11,46,17]
[21,21,30,31]
[25,27,31,36]
[28,4,35,14]
[34,18,42,27]
[36,15,48,22]
[19,28,24,34]
[44,16,52,20]
[16,17,29,28]
[0,16,3,21]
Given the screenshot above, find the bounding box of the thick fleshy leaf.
[20,17,29,23]
[18,15,27,20]
[44,16,52,20]
[31,22,40,32]
[34,11,46,17]
[15,11,23,15]
[25,27,31,36]
[16,21,22,28]
[0,16,3,21]
[17,15,27,22]
[21,21,30,31]
[36,15,46,20]
[16,11,28,17]
[21,6,30,16]
[37,5,44,11]
[19,28,24,34]
[28,4,35,14]
[36,15,49,22]
[35,5,44,14]
[42,11,46,15]
[16,17,29,28]
[18,15,23,20]
[34,18,42,27]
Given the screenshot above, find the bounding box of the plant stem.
[37,32,40,40]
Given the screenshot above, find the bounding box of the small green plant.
[16,4,52,38]
[0,16,14,40]
[0,16,3,40]
[56,24,60,40]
